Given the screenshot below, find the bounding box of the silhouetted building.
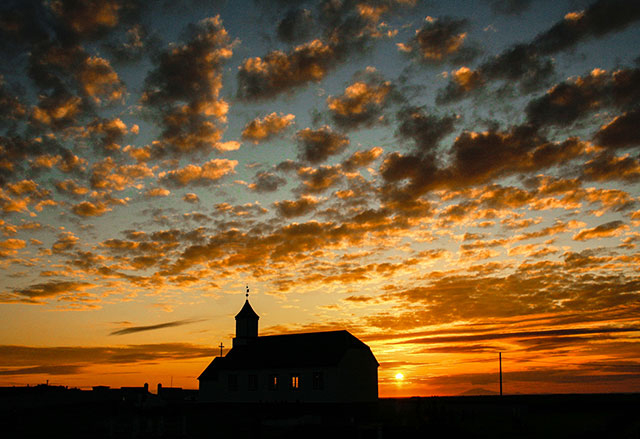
[198,298,379,403]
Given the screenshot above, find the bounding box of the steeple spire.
[233,286,259,347]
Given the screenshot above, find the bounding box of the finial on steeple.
[246,285,249,299]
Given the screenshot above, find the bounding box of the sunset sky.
[0,0,639,397]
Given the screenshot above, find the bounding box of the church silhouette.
[198,293,379,403]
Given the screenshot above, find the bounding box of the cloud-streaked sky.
[0,0,639,396]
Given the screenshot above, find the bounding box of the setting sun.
[395,373,404,381]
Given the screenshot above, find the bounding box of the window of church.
[228,374,238,391]
[248,374,258,391]
[313,371,324,390]
[290,374,300,390]
[268,374,278,390]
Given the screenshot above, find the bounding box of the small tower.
[233,286,259,347]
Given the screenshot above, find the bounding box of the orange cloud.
[241,112,295,143]
[144,187,170,197]
[342,147,384,171]
[78,56,125,103]
[573,221,629,241]
[52,231,80,253]
[327,80,391,128]
[71,200,111,217]
[238,39,335,99]
[183,193,200,204]
[31,94,82,128]
[90,159,154,191]
[159,159,237,187]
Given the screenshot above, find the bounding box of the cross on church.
[219,342,224,357]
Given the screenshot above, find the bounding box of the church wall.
[199,350,378,403]
[199,366,349,403]
[337,348,379,402]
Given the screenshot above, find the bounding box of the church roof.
[235,299,259,320]
[198,330,377,380]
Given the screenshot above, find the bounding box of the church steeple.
[233,286,259,347]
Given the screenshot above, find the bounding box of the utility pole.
[499,352,503,396]
[219,342,224,357]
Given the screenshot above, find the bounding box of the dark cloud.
[297,165,343,193]
[276,8,314,43]
[593,107,640,149]
[401,326,639,345]
[439,0,640,102]
[237,0,406,99]
[23,32,124,128]
[533,0,640,55]
[0,343,215,370]
[582,152,640,183]
[0,1,50,60]
[142,16,233,156]
[49,0,123,41]
[482,43,554,93]
[275,195,319,218]
[526,68,640,129]
[381,124,588,202]
[296,126,349,164]
[0,280,95,304]
[344,295,376,303]
[104,24,159,63]
[0,364,84,376]
[248,171,287,193]
[0,78,27,127]
[448,124,541,184]
[423,365,640,387]
[400,17,477,65]
[110,318,205,335]
[237,39,337,100]
[396,106,458,153]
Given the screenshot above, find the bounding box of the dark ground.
[1,386,638,438]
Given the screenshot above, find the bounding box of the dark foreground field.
[1,387,638,438]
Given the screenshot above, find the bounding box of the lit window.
[268,374,278,390]
[313,372,324,390]
[291,374,300,390]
